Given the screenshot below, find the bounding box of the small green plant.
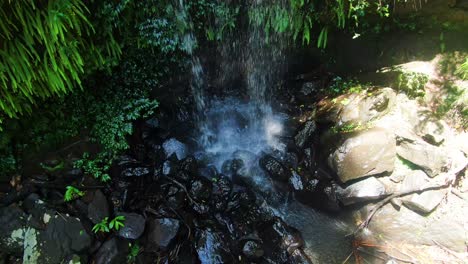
[109,215,126,231]
[456,58,468,80]
[328,77,365,95]
[92,216,126,233]
[396,71,429,98]
[331,121,373,134]
[40,161,65,173]
[92,217,110,233]
[64,186,85,202]
[127,243,141,263]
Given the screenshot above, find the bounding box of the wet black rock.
[179,156,198,174]
[94,237,129,264]
[117,213,145,240]
[121,167,150,178]
[162,138,187,160]
[88,190,110,224]
[195,229,234,264]
[260,218,309,263]
[0,206,27,254]
[165,186,185,209]
[23,193,49,220]
[66,168,83,178]
[289,171,306,191]
[212,178,232,212]
[300,81,321,96]
[242,240,264,259]
[259,155,290,182]
[145,117,160,129]
[189,179,212,202]
[162,160,176,176]
[146,218,180,250]
[116,155,140,167]
[221,159,244,176]
[198,165,218,180]
[294,121,316,149]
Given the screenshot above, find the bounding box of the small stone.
[336,177,387,205]
[242,240,264,259]
[146,218,180,250]
[117,213,145,240]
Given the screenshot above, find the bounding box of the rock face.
[396,138,446,177]
[195,229,233,263]
[242,240,264,259]
[27,215,92,263]
[88,190,110,224]
[117,213,145,240]
[336,177,387,205]
[162,138,187,160]
[259,155,290,182]
[294,121,316,149]
[94,237,129,264]
[317,88,396,125]
[328,128,396,183]
[146,218,180,250]
[0,206,27,254]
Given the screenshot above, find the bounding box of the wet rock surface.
[117,212,145,240]
[328,127,396,183]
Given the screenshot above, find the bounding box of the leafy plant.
[64,186,85,202]
[396,71,429,98]
[92,217,110,233]
[127,243,141,263]
[92,216,126,233]
[0,0,120,126]
[456,58,468,80]
[109,215,126,231]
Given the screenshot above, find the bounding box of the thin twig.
[353,183,449,235]
[165,177,199,206]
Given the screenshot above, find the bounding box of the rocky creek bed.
[0,78,467,263]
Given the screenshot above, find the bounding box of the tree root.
[352,182,450,235]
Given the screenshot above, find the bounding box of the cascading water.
[179,0,354,262]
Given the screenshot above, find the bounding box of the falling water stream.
[177,0,354,262]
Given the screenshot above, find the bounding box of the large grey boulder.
[328,128,396,183]
[24,214,92,263]
[317,88,396,125]
[397,138,446,177]
[336,177,387,205]
[0,206,27,254]
[88,190,110,224]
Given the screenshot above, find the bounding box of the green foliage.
[248,0,395,47]
[396,71,428,98]
[74,153,112,182]
[64,186,85,202]
[0,0,121,124]
[456,58,468,80]
[328,77,365,95]
[40,161,64,173]
[109,215,126,231]
[92,217,110,233]
[127,243,141,263]
[92,216,126,233]
[331,121,373,134]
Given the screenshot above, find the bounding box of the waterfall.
[175,0,206,115]
[178,2,353,262]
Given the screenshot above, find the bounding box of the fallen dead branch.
[353,182,450,235]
